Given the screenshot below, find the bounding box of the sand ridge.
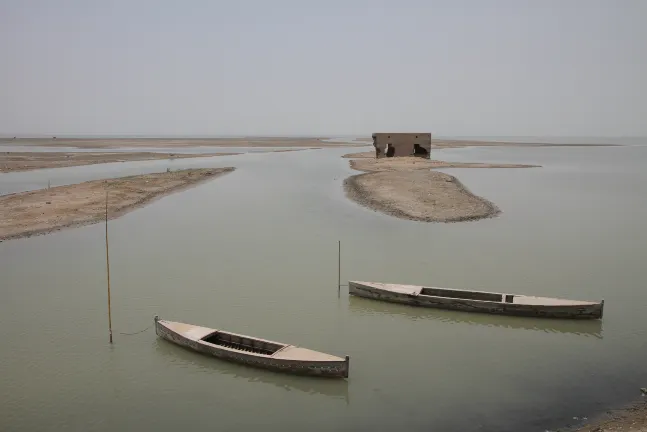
[0,167,235,241]
[342,152,539,223]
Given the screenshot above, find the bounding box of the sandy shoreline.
[342,152,538,222]
[566,398,647,432]
[0,167,234,241]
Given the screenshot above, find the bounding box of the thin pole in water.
[338,240,341,297]
[105,191,113,344]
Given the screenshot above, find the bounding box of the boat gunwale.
[350,281,603,307]
[158,319,347,363]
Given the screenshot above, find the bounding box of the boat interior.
[420,287,513,303]
[201,331,286,355]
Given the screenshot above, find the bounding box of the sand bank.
[346,138,619,149]
[343,151,539,171]
[345,169,500,222]
[0,137,365,149]
[0,151,241,173]
[568,399,647,432]
[342,153,538,222]
[0,168,234,241]
[429,138,619,149]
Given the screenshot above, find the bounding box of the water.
[0,151,296,196]
[0,145,315,154]
[1,143,646,431]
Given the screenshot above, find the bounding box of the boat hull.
[349,282,603,320]
[155,319,349,378]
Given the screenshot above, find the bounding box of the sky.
[1,0,645,137]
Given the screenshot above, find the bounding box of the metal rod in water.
[338,240,341,297]
[105,191,113,344]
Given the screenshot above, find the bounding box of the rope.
[118,325,152,336]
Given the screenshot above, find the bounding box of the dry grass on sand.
[0,167,234,241]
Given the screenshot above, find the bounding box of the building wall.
[372,133,432,158]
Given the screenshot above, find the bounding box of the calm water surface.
[1,144,646,432]
[0,145,309,154]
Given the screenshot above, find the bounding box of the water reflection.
[154,338,350,403]
[348,296,603,338]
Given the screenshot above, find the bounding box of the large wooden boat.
[348,281,604,320]
[154,316,350,378]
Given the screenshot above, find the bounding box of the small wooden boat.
[348,281,604,320]
[154,316,349,378]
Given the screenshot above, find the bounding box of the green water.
[1,144,646,431]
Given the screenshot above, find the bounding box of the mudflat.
[0,151,240,173]
[344,151,539,171]
[342,153,539,222]
[429,138,619,149]
[569,399,647,432]
[0,167,234,241]
[0,137,365,149]
[345,169,501,222]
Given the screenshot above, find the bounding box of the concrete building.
[371,133,432,158]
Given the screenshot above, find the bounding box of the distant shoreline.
[429,139,621,148]
[0,137,366,149]
[0,136,625,149]
[0,151,241,173]
[0,148,321,173]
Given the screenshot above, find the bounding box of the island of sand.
[342,151,539,222]
[0,167,234,241]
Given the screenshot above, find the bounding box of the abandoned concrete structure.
[371,133,432,158]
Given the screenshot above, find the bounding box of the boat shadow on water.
[154,338,350,403]
[348,296,603,339]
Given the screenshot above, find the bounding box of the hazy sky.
[1,0,645,137]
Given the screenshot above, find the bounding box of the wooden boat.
[154,316,349,378]
[347,296,604,338]
[348,281,604,320]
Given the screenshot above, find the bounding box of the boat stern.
[272,346,350,378]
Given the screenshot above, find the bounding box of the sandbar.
[0,167,234,241]
[342,153,539,222]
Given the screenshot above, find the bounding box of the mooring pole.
[105,191,113,344]
[338,240,341,297]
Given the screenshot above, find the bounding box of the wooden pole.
[105,191,113,344]
[338,240,341,297]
